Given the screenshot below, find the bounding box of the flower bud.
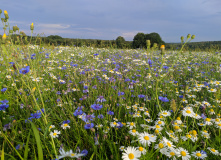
[191,35,195,39]
[0,9,2,14]
[2,33,7,41]
[187,34,191,39]
[13,25,19,32]
[160,45,165,55]
[30,23,34,30]
[4,10,9,19]
[180,36,184,43]
[146,40,151,49]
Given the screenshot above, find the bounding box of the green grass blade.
[23,131,31,160]
[43,122,52,139]
[4,153,17,160]
[89,152,95,160]
[1,132,23,160]
[30,121,43,160]
[1,141,4,160]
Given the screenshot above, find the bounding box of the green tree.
[132,33,146,48]
[116,36,125,48]
[145,32,165,47]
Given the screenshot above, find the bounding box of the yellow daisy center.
[196,153,201,157]
[211,149,216,152]
[144,136,149,140]
[128,153,134,159]
[159,143,164,148]
[64,123,68,127]
[167,142,172,147]
[132,129,136,133]
[53,133,57,136]
[130,122,134,126]
[158,121,162,124]
[113,122,117,125]
[155,129,159,134]
[186,134,191,138]
[205,118,211,122]
[218,124,221,126]
[181,151,186,156]
[170,152,175,156]
[177,117,181,120]
[192,130,197,136]
[139,147,144,151]
[156,125,160,129]
[174,126,180,130]
[186,110,191,114]
[71,153,75,156]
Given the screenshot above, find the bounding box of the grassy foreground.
[0,39,221,160]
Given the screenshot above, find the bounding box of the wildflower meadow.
[1,9,221,160]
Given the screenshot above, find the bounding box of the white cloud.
[37,23,71,29]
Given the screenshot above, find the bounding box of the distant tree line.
[0,33,220,51]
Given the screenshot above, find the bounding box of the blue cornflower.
[0,103,9,111]
[107,110,114,115]
[97,114,104,119]
[96,96,106,103]
[118,91,124,96]
[1,88,7,92]
[81,149,88,156]
[159,96,169,102]
[62,120,70,124]
[15,144,21,150]
[138,94,145,98]
[91,104,103,110]
[73,109,84,116]
[116,122,123,128]
[84,123,94,129]
[19,66,30,74]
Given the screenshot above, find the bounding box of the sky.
[1,0,221,42]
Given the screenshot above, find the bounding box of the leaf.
[23,131,31,160]
[30,121,43,160]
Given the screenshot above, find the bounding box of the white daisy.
[177,147,191,160]
[50,130,61,138]
[61,123,70,129]
[127,122,136,129]
[129,129,139,136]
[191,150,207,159]
[207,147,219,155]
[138,132,156,147]
[136,146,146,155]
[122,146,141,160]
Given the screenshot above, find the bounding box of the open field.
[0,41,221,160]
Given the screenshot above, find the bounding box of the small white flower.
[61,123,70,129]
[50,130,60,138]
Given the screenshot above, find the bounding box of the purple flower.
[1,88,7,92]
[73,109,84,116]
[81,149,88,156]
[96,96,106,103]
[159,96,169,102]
[84,123,94,129]
[107,110,114,115]
[62,120,70,124]
[91,104,103,110]
[19,66,30,74]
[97,114,104,119]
